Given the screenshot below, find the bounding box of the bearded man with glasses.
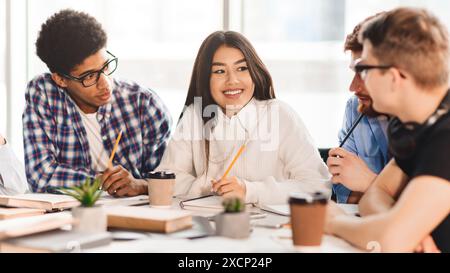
[327,14,391,205]
[23,9,172,196]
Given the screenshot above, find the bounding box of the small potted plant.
[59,177,107,233]
[215,196,250,239]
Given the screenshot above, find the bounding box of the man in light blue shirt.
[327,15,390,203]
[331,97,390,203]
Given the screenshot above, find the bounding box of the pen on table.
[100,130,123,190]
[339,113,364,147]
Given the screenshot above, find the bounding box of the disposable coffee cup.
[148,171,175,208]
[289,192,328,246]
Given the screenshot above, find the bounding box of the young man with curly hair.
[23,9,172,196]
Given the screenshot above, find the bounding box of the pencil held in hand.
[108,130,123,168]
[221,144,246,180]
[339,113,364,148]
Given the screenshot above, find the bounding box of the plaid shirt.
[23,73,172,192]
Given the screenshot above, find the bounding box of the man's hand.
[99,165,147,197]
[414,235,441,253]
[324,200,347,234]
[327,147,377,193]
[211,176,246,199]
[0,135,5,146]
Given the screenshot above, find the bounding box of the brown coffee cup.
[148,171,175,208]
[289,192,328,246]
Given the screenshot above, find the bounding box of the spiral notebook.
[179,195,223,212]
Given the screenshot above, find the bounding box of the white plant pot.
[72,205,107,233]
[215,212,250,239]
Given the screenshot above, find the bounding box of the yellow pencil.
[221,144,246,180]
[108,130,123,168]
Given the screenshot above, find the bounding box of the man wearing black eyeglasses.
[23,9,172,196]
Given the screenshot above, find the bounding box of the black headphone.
[388,90,450,160]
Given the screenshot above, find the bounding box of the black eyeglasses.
[60,51,118,87]
[354,58,392,80]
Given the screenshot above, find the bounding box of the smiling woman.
[183,31,275,124]
[210,46,255,117]
[157,31,331,205]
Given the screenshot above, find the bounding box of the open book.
[0,193,149,211]
[105,206,192,233]
[0,194,79,211]
[0,212,73,240]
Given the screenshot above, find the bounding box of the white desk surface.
[87,200,363,253]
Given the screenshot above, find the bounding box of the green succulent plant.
[58,177,102,207]
[222,196,245,213]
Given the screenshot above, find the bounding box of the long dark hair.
[181,31,275,124]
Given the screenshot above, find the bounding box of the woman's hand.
[211,176,246,199]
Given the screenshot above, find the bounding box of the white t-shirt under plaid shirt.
[75,106,109,173]
[23,73,172,192]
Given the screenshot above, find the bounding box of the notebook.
[258,203,360,216]
[179,195,224,212]
[105,206,193,233]
[258,204,290,216]
[179,195,252,213]
[0,230,112,253]
[97,194,149,207]
[0,208,46,220]
[0,212,73,240]
[0,193,149,211]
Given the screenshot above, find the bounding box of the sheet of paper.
[258,203,359,216]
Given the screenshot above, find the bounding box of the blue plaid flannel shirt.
[23,73,172,192]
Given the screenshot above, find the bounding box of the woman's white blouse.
[157,98,331,205]
[0,143,30,195]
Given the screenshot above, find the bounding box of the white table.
[87,200,362,253]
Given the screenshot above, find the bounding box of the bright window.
[3,0,450,161]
